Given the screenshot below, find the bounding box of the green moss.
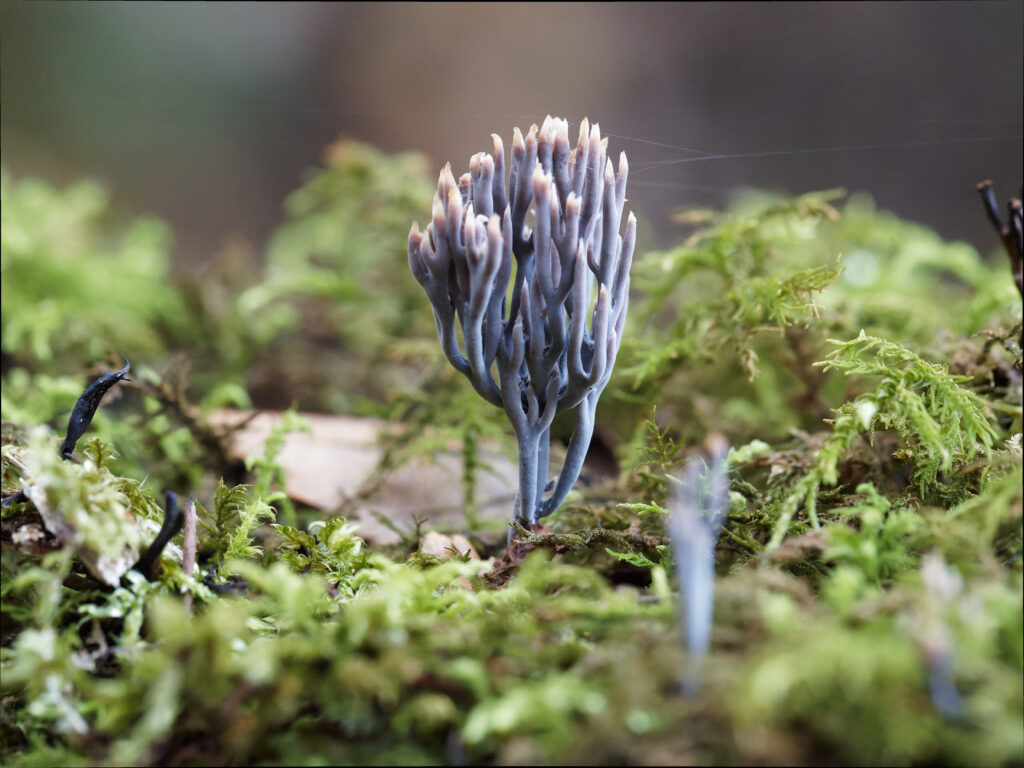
[2,157,1021,766]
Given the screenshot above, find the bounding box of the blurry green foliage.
[0,170,188,370]
[613,189,849,446]
[247,140,434,345]
[611,187,1019,447]
[627,189,845,384]
[235,140,439,409]
[731,566,1023,766]
[813,192,1018,345]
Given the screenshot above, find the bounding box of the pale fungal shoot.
[409,116,635,529]
[668,436,730,697]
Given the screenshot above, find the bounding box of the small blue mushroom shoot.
[669,436,730,696]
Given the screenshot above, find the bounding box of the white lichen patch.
[20,428,141,586]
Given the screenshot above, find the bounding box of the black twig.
[1,490,28,508]
[132,491,185,581]
[60,356,131,459]
[977,180,1003,232]
[976,180,1023,298]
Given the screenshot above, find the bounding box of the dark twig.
[976,180,1023,298]
[132,491,185,581]
[977,180,1003,232]
[60,356,131,459]
[1,490,28,508]
[203,567,248,595]
[1011,198,1023,270]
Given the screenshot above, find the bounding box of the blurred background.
[2,1,1021,267]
